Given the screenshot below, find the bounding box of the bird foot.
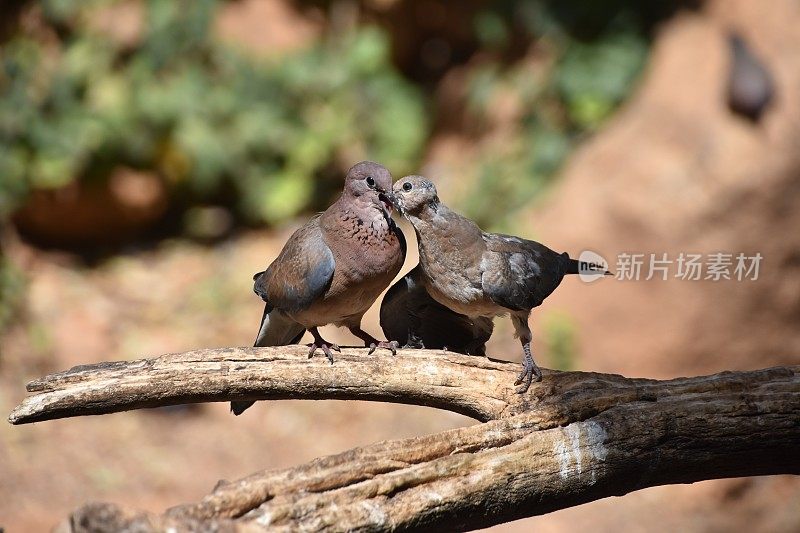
[514,354,542,394]
[308,342,340,364]
[368,340,399,355]
[403,334,424,350]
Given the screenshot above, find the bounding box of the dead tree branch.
[10,347,534,424]
[8,349,800,532]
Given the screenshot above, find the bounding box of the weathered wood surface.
[10,349,800,532]
[11,347,533,424]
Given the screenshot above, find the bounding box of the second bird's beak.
[378,191,396,215]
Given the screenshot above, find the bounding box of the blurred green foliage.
[0,0,676,237]
[463,0,657,228]
[0,256,26,334]
[543,310,578,371]
[0,0,428,224]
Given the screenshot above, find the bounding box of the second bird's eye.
[366,176,375,188]
[402,182,412,191]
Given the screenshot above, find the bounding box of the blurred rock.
[531,0,800,377]
[183,206,234,242]
[13,168,168,249]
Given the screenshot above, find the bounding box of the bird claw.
[308,342,340,364]
[403,335,424,350]
[514,356,542,394]
[368,340,399,355]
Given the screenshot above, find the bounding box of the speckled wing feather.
[381,266,493,354]
[480,233,569,311]
[254,214,335,313]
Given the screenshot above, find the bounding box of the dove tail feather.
[231,305,306,415]
[253,305,306,347]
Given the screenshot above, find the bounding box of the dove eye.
[402,182,412,191]
[366,176,375,188]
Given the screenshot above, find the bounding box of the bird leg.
[405,314,425,349]
[404,331,425,349]
[515,342,543,393]
[307,327,340,364]
[348,326,399,355]
[511,314,543,393]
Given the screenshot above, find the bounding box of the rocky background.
[1,0,799,531]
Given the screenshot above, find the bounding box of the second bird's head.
[344,161,395,217]
[392,175,438,217]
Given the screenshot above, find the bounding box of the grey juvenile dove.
[231,161,406,415]
[392,175,608,393]
[380,265,493,355]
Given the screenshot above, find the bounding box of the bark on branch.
[10,347,537,424]
[8,348,800,532]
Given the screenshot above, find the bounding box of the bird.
[380,265,494,355]
[391,175,609,393]
[727,31,774,122]
[230,161,406,415]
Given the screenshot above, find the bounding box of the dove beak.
[378,191,395,215]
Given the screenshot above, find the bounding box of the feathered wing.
[480,233,569,311]
[254,214,336,313]
[231,216,335,416]
[381,266,493,355]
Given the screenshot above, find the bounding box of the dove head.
[392,175,439,218]
[343,161,395,215]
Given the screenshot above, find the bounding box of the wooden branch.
[9,349,800,532]
[10,347,531,424]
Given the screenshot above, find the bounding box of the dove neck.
[405,198,443,225]
[410,201,484,284]
[409,199,483,243]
